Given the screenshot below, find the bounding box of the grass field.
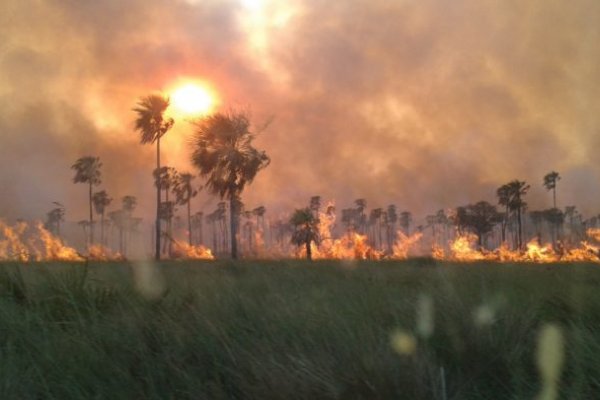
[0,259,599,399]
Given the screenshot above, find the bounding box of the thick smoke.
[0,0,599,228]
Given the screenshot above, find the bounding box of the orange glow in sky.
[169,82,217,118]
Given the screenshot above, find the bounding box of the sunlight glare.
[170,83,214,117]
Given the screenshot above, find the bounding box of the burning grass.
[2,215,599,265]
[0,260,599,398]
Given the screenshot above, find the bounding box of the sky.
[1,0,599,224]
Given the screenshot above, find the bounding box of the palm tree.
[173,172,198,245]
[354,199,367,234]
[108,209,126,254]
[310,196,321,220]
[290,208,320,260]
[543,208,564,245]
[154,166,178,253]
[399,211,412,235]
[190,111,271,259]
[122,196,137,255]
[496,184,511,243]
[191,211,204,245]
[529,210,544,243]
[72,156,102,245]
[462,201,501,248]
[133,94,174,260]
[387,205,398,250]
[78,220,90,241]
[92,190,112,246]
[252,206,266,231]
[505,180,530,249]
[46,204,65,237]
[543,171,561,209]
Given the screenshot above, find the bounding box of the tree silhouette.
[461,201,502,248]
[252,206,266,233]
[399,211,412,235]
[503,180,530,249]
[46,203,65,237]
[543,208,564,245]
[122,196,137,255]
[543,171,561,209]
[92,190,112,246]
[386,205,398,251]
[529,210,544,243]
[191,211,204,245]
[354,199,367,234]
[290,208,320,260]
[310,196,321,220]
[71,156,102,245]
[154,166,178,254]
[108,209,126,254]
[173,172,198,245]
[496,184,511,244]
[133,94,174,260]
[191,111,270,259]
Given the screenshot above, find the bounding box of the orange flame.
[88,245,125,261]
[34,223,83,261]
[171,240,215,260]
[297,205,421,260]
[391,231,423,259]
[440,232,600,263]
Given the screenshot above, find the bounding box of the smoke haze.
[1,0,599,224]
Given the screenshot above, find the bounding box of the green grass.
[0,259,599,399]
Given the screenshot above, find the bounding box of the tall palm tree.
[108,209,126,254]
[399,211,412,235]
[505,180,530,249]
[290,208,320,261]
[93,190,112,246]
[310,196,321,220]
[496,184,511,243]
[122,196,137,255]
[133,94,174,260]
[354,199,367,234]
[191,111,271,259]
[543,171,561,209]
[72,156,102,245]
[543,207,564,244]
[387,205,398,251]
[252,206,266,231]
[191,211,204,245]
[529,210,544,243]
[154,166,178,253]
[462,201,501,248]
[46,204,65,237]
[173,172,199,245]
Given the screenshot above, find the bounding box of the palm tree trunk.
[89,182,94,245]
[198,219,203,246]
[553,187,557,209]
[119,228,124,254]
[155,137,161,261]
[306,239,312,261]
[517,206,522,249]
[100,213,105,246]
[187,200,192,246]
[230,196,238,259]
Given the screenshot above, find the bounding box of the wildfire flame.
[296,206,423,260]
[170,240,215,260]
[88,245,125,261]
[440,232,600,263]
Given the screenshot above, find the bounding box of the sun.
[169,83,215,118]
